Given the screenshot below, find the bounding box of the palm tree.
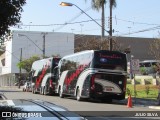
[109,0,116,51]
[85,0,116,50]
[90,0,106,37]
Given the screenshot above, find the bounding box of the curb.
[114,98,158,106]
[0,86,23,91]
[149,106,160,110]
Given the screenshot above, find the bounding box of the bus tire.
[49,88,53,95]
[32,88,35,94]
[40,87,42,95]
[42,87,44,95]
[41,87,44,95]
[33,89,35,94]
[76,89,81,101]
[32,88,34,93]
[44,87,47,95]
[32,87,35,94]
[59,88,64,98]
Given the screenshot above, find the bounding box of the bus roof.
[61,50,126,59]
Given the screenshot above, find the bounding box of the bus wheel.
[32,88,34,93]
[32,87,35,94]
[59,88,64,98]
[76,89,81,101]
[32,88,35,94]
[44,87,47,95]
[40,87,42,95]
[41,87,44,95]
[32,89,35,94]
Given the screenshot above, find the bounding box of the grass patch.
[135,79,141,84]
[144,79,152,84]
[126,84,159,99]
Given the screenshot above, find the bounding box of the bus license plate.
[104,87,113,92]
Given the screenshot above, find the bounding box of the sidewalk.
[114,97,160,109]
[0,86,22,91]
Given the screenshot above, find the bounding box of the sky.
[11,0,160,38]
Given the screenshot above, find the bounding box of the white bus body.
[56,50,127,101]
[31,57,60,95]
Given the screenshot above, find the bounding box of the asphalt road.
[0,86,160,120]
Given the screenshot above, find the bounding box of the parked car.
[14,80,26,86]
[0,93,7,100]
[22,82,31,92]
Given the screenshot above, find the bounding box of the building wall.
[115,37,154,61]
[75,35,155,61]
[3,39,12,74]
[1,30,74,75]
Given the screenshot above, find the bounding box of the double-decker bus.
[56,50,127,102]
[31,57,60,95]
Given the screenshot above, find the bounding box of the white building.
[0,30,74,86]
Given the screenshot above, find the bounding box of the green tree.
[17,55,40,72]
[149,34,160,73]
[0,0,26,44]
[149,35,160,60]
[75,37,109,52]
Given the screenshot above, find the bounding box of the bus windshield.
[93,51,127,71]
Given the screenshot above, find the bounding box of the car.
[0,93,7,100]
[14,80,26,86]
[0,99,85,120]
[22,82,31,92]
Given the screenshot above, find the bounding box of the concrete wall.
[0,30,74,75]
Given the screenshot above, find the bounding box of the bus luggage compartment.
[90,74,126,100]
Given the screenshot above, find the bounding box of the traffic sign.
[131,59,140,74]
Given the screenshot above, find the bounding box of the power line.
[20,19,100,27]
[19,17,160,27]
[115,17,160,26]
[14,15,160,37]
[119,25,160,36]
[54,6,92,31]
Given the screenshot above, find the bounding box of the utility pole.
[42,32,47,58]
[109,2,113,51]
[18,48,22,89]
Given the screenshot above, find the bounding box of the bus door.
[52,66,60,91]
[63,70,73,94]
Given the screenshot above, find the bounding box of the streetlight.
[60,2,111,50]
[18,48,22,89]
[17,34,45,58]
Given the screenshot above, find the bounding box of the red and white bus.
[31,57,60,95]
[56,50,127,102]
